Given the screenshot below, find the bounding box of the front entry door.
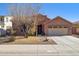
[37,25,43,35]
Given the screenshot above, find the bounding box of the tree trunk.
[24,26,28,38]
[24,33,28,38]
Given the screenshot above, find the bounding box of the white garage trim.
[48,28,69,36]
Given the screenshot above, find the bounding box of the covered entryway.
[37,25,44,35]
[48,28,69,36]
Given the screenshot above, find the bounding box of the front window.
[0,16,4,27]
[0,25,4,28]
[6,17,8,22]
[1,25,4,28]
[6,26,11,29]
[0,16,4,22]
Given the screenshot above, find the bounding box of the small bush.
[28,32,35,36]
[5,36,15,42]
[10,36,15,41]
[0,36,15,44]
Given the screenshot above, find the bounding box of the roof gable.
[34,14,50,25]
[52,16,72,24]
[47,16,73,26]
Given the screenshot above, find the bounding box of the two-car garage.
[48,28,69,36]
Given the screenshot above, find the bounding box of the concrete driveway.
[47,36,79,55]
[0,36,79,56]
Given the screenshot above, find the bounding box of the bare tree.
[8,3,41,37]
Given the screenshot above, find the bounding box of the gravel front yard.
[1,36,57,45]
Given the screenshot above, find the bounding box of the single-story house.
[37,16,75,36]
[12,14,79,36]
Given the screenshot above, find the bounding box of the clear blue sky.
[0,3,79,22]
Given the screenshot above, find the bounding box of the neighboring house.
[73,21,79,34]
[0,16,12,36]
